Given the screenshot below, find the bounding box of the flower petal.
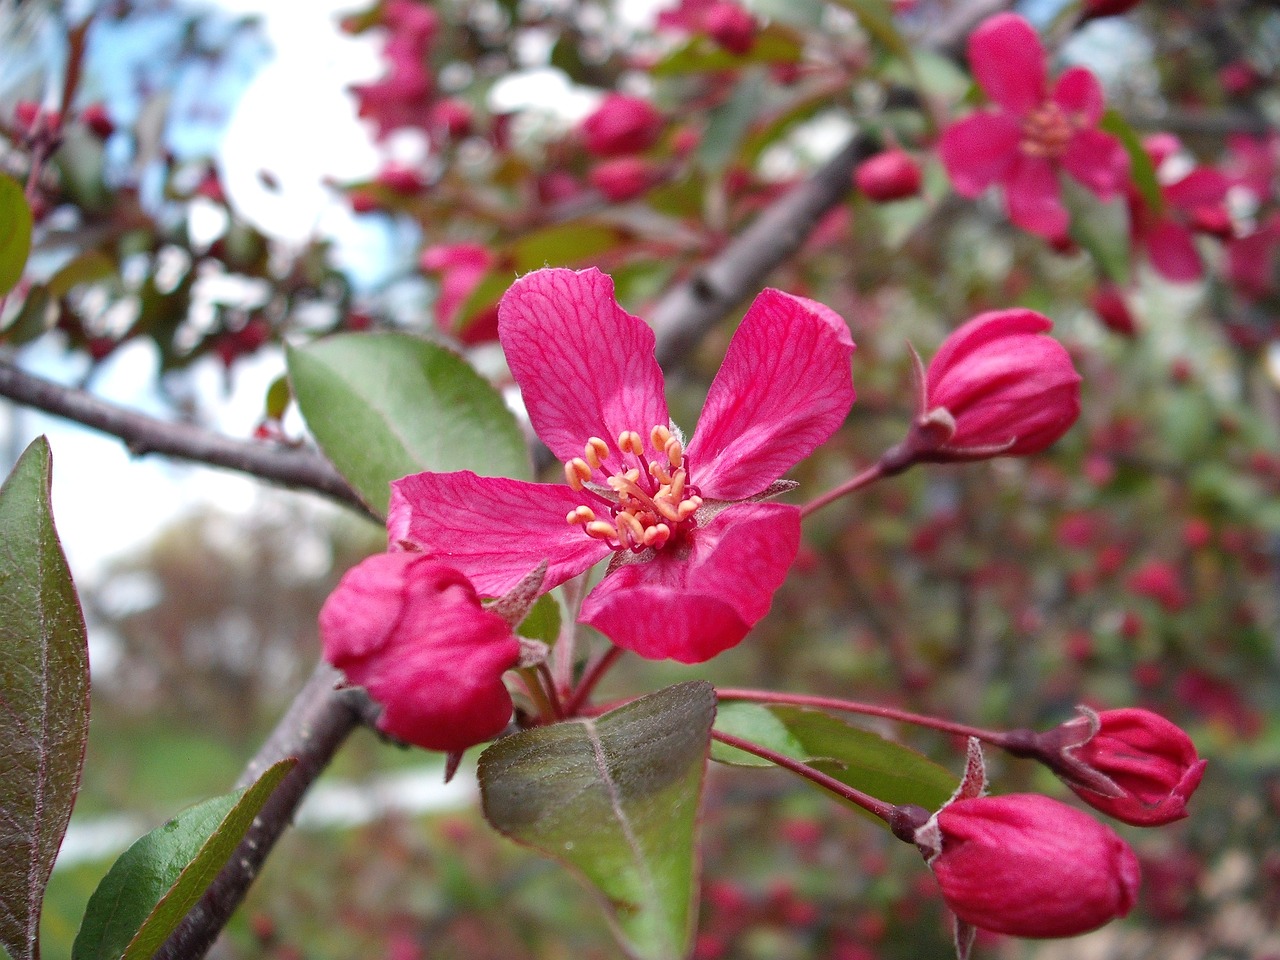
[1063,128,1130,199]
[940,113,1022,197]
[580,502,800,663]
[1004,155,1069,238]
[1052,67,1105,126]
[968,13,1046,116]
[1163,167,1232,210]
[498,267,670,476]
[685,290,855,500]
[1144,219,1203,283]
[388,471,612,595]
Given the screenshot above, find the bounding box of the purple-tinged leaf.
[0,437,89,960]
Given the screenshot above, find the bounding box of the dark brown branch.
[0,360,373,517]
[155,662,367,960]
[1128,107,1274,138]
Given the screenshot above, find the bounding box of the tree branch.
[155,661,368,960]
[0,359,372,517]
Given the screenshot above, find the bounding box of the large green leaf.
[712,703,955,822]
[1064,179,1131,284]
[479,682,716,960]
[72,759,294,960]
[698,69,768,173]
[0,172,33,297]
[0,438,90,960]
[287,332,530,517]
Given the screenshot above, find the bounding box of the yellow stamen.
[668,468,686,502]
[643,523,671,548]
[564,458,592,491]
[650,425,672,450]
[665,437,683,469]
[584,437,609,469]
[616,512,645,548]
[567,506,596,525]
[586,520,619,541]
[649,460,672,485]
[676,497,702,521]
[618,430,643,455]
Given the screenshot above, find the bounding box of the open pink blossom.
[420,243,499,343]
[940,13,1129,239]
[389,267,856,663]
[319,552,520,753]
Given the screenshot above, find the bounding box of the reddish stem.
[537,663,566,720]
[715,688,1012,746]
[800,461,886,517]
[563,645,624,717]
[711,729,894,821]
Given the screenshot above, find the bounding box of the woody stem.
[710,729,894,821]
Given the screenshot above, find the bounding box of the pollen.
[1020,102,1076,159]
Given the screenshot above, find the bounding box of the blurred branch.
[155,661,371,960]
[1128,107,1275,138]
[0,359,373,517]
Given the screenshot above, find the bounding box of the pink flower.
[1045,708,1207,826]
[854,149,923,202]
[892,309,1081,467]
[1227,211,1280,301]
[319,552,521,753]
[1091,283,1138,336]
[580,93,664,157]
[1127,560,1188,612]
[923,794,1141,939]
[657,0,757,53]
[1129,140,1233,283]
[940,14,1129,239]
[419,243,499,344]
[389,267,856,662]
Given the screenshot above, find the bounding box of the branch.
[0,359,372,517]
[1128,107,1274,138]
[154,661,368,960]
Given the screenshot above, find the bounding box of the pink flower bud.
[1127,560,1188,612]
[854,149,922,202]
[923,794,1141,938]
[1050,708,1207,826]
[80,102,115,139]
[580,93,663,157]
[589,156,654,201]
[704,1,757,55]
[1091,283,1138,337]
[420,242,498,343]
[915,309,1081,462]
[376,164,426,195]
[1081,0,1141,19]
[319,552,521,753]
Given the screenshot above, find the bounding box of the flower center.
[562,425,703,553]
[1020,102,1076,159]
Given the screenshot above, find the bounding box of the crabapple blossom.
[389,267,856,662]
[580,93,664,157]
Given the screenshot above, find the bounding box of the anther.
[584,437,609,469]
[564,458,592,491]
[676,497,702,521]
[649,461,672,484]
[618,430,643,455]
[664,437,683,468]
[616,512,645,548]
[650,425,672,450]
[668,468,686,501]
[566,506,596,525]
[586,520,619,541]
[643,523,671,548]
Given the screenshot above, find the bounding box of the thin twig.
[0,360,373,517]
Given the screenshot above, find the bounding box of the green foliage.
[0,438,89,960]
[516,593,561,646]
[287,332,530,517]
[713,703,956,821]
[479,682,716,960]
[0,172,33,298]
[72,759,294,960]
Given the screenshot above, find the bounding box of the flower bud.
[1048,708,1206,826]
[921,794,1141,938]
[589,156,654,201]
[704,1,757,54]
[580,93,663,157]
[917,309,1081,461]
[1091,283,1137,337]
[854,149,922,202]
[1081,0,1141,19]
[319,552,521,753]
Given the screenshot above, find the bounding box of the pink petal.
[1145,219,1203,283]
[1062,128,1130,199]
[928,309,1053,390]
[968,13,1047,116]
[580,502,800,663]
[388,471,612,595]
[1163,167,1231,210]
[940,113,1022,197]
[1004,155,1069,238]
[685,289,855,501]
[1051,67,1105,126]
[498,268,669,477]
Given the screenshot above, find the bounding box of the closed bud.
[1045,707,1206,826]
[912,309,1081,463]
[319,552,521,753]
[704,1,757,55]
[854,149,923,202]
[1091,283,1137,337]
[919,794,1141,938]
[1081,0,1142,19]
[580,93,663,157]
[589,156,654,201]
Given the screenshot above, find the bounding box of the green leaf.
[516,593,561,645]
[1100,109,1162,217]
[712,704,955,822]
[0,438,90,960]
[0,172,33,297]
[479,682,716,960]
[698,69,767,173]
[264,375,291,420]
[287,332,530,517]
[72,759,294,960]
[1064,179,1131,284]
[651,27,803,76]
[46,251,116,299]
[830,0,913,63]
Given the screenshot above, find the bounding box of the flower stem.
[518,667,558,724]
[710,729,894,821]
[538,663,566,719]
[564,645,624,716]
[799,461,886,517]
[715,688,1012,746]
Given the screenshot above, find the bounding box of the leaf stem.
[710,729,894,821]
[564,645,624,717]
[715,688,1012,746]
